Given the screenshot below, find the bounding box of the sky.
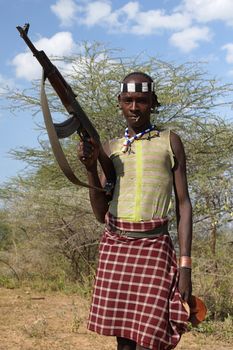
[0,0,233,185]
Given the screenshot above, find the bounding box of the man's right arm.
[78,138,110,223]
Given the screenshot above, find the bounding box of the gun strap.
[40,73,104,191]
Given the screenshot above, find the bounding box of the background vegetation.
[0,42,232,337]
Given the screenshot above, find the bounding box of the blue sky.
[1,0,233,184]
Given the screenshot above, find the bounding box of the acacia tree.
[1,41,233,283]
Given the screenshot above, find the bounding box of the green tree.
[0,42,233,303]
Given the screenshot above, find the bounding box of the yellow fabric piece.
[134,141,143,221]
[108,129,174,222]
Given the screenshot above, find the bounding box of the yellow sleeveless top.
[108,129,174,222]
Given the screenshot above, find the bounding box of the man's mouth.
[131,115,140,121]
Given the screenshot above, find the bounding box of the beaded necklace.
[121,125,159,153]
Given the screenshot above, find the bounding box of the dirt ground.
[0,287,232,350]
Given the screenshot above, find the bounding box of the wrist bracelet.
[179,256,192,269]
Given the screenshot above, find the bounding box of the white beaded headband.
[120,82,154,93]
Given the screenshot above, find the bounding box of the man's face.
[118,76,155,131]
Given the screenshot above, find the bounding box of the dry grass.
[0,287,232,350]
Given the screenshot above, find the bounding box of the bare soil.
[0,287,231,350]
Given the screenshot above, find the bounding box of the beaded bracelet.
[179,256,192,269]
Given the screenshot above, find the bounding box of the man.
[78,72,192,350]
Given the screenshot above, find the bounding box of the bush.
[192,234,233,320]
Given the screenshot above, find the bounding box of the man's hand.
[78,138,100,171]
[178,267,192,303]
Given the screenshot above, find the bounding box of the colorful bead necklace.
[121,125,159,153]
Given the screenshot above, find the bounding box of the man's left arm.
[170,131,192,302]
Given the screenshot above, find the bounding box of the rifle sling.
[40,74,104,192]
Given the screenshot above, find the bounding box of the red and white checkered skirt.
[87,223,189,350]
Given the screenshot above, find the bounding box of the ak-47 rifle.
[16,23,115,192]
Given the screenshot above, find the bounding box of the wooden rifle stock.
[16,24,115,191]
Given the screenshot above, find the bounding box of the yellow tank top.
[108,129,174,222]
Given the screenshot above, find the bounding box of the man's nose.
[130,100,138,110]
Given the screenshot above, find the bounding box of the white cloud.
[11,32,77,81]
[120,1,140,20]
[49,0,232,53]
[169,26,212,53]
[51,0,191,34]
[131,10,191,35]
[81,1,112,26]
[51,0,78,26]
[180,0,233,26]
[222,43,233,63]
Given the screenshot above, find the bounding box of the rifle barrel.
[16,25,39,56]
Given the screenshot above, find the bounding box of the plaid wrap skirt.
[87,226,189,350]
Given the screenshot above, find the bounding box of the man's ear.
[151,94,157,109]
[153,93,161,108]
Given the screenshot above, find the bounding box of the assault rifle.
[16,23,115,192]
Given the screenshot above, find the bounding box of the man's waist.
[105,211,168,233]
[106,222,168,238]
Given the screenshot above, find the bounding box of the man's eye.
[138,98,147,104]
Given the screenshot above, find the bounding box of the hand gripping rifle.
[16,24,115,192]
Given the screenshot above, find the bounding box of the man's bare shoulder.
[169,131,186,165]
[170,130,183,150]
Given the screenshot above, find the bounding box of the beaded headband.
[120,82,154,93]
